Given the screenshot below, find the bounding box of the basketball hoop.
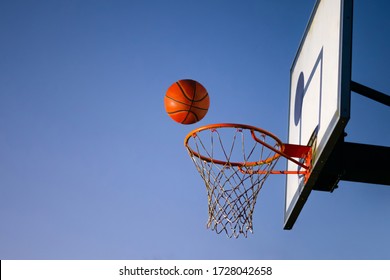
[184,123,312,238]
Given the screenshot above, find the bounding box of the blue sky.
[1,0,389,259]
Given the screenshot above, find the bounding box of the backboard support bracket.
[341,142,390,185]
[312,137,390,192]
[351,81,390,107]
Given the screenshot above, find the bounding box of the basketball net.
[185,124,284,238]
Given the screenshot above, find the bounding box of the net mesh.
[185,125,282,238]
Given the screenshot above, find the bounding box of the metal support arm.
[350,81,390,106]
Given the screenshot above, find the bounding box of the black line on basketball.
[165,95,208,110]
[176,81,194,102]
[182,110,199,124]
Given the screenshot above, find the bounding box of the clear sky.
[1,0,389,260]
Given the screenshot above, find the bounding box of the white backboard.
[285,0,353,229]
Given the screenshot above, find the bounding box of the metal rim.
[184,123,284,167]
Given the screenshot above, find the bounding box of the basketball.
[164,79,210,124]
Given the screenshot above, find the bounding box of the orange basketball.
[164,79,210,124]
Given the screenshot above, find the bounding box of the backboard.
[284,0,353,229]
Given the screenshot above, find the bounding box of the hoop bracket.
[238,143,312,181]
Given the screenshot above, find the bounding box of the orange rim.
[184,123,285,167]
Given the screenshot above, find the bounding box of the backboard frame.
[284,0,354,230]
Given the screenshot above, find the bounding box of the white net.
[185,125,282,238]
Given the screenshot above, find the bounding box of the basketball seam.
[194,93,209,102]
[191,81,209,102]
[181,80,197,124]
[167,110,199,121]
[176,81,194,102]
[176,80,209,102]
[164,95,208,110]
[166,108,207,114]
[186,110,199,123]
